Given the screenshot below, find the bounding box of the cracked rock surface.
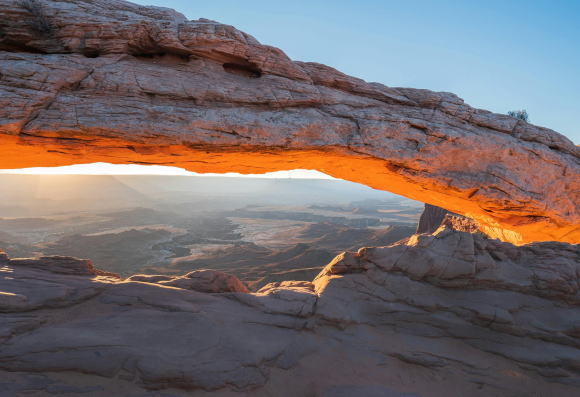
[0,0,578,244]
[1,226,579,396]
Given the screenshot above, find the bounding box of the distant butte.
[0,0,578,244]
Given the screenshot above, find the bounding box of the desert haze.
[0,174,421,289]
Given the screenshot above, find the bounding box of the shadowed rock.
[416,204,455,234]
[1,232,579,396]
[0,0,578,244]
[416,203,535,242]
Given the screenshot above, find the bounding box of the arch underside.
[0,132,575,245]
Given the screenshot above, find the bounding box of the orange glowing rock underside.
[0,0,578,245]
[0,134,577,245]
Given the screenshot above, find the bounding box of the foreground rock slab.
[0,0,578,244]
[1,229,579,396]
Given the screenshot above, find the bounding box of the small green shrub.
[507,109,529,122]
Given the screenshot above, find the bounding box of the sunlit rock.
[128,269,250,293]
[0,0,578,244]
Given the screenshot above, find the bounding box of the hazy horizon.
[0,173,421,286]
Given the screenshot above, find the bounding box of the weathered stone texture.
[1,231,579,396]
[0,0,578,244]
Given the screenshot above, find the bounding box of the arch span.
[0,0,578,244]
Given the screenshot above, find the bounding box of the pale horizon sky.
[0,163,335,179]
[5,0,578,177]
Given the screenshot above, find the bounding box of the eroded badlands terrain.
[0,174,420,290]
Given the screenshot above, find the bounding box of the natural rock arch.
[0,0,578,244]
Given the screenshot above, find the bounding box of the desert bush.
[507,109,529,122]
[18,0,53,34]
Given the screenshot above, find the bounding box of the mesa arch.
[0,0,578,244]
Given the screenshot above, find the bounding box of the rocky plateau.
[1,219,580,396]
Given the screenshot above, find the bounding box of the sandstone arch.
[0,0,578,244]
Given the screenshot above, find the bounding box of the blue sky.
[134,0,580,144]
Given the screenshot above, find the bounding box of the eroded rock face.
[128,269,250,293]
[4,255,119,278]
[416,204,455,234]
[0,0,578,244]
[417,203,535,242]
[1,232,579,396]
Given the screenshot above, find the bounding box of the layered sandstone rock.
[5,255,119,277]
[128,269,250,293]
[1,231,580,396]
[417,203,533,242]
[416,204,456,234]
[0,0,578,244]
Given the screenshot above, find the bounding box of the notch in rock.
[223,62,262,78]
[81,48,100,58]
